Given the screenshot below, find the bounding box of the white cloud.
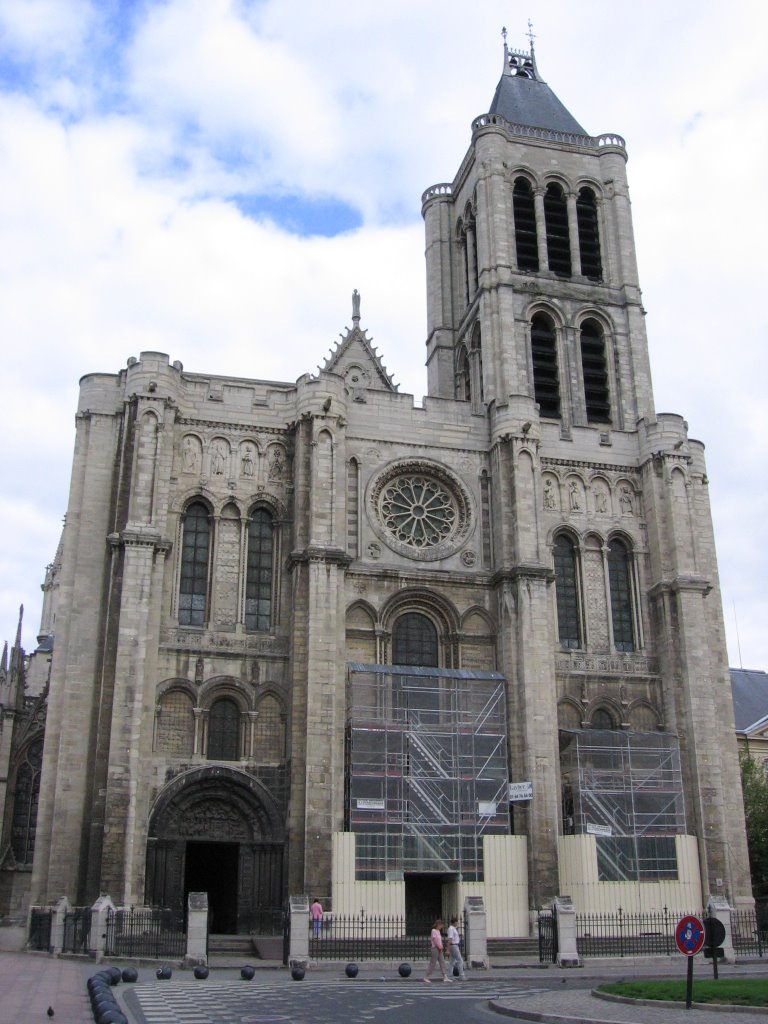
[0,0,765,674]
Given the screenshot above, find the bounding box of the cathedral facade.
[11,42,752,935]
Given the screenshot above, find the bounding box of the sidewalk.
[0,950,765,1024]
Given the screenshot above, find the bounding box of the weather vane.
[527,19,536,50]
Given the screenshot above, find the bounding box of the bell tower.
[421,32,753,912]
[422,33,654,436]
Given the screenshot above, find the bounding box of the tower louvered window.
[608,539,635,652]
[544,183,571,276]
[554,534,581,648]
[580,319,611,423]
[245,508,273,631]
[513,178,539,271]
[576,187,602,280]
[179,501,210,626]
[531,313,560,418]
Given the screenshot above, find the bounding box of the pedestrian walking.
[423,917,451,983]
[446,916,466,979]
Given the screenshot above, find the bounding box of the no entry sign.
[675,914,705,956]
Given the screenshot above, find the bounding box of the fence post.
[288,894,309,967]
[185,892,209,966]
[553,896,580,967]
[88,894,115,960]
[706,894,735,964]
[50,896,70,955]
[463,895,488,969]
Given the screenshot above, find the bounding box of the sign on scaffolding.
[508,781,533,802]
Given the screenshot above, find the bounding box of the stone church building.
[3,40,753,936]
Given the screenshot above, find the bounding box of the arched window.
[580,319,611,423]
[179,501,210,626]
[11,737,43,864]
[245,508,274,631]
[576,187,602,280]
[208,697,240,760]
[531,313,560,418]
[456,345,471,402]
[554,534,581,649]
[513,178,538,271]
[544,183,571,276]
[392,612,438,667]
[590,708,615,730]
[608,538,635,652]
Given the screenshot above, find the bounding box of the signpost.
[703,916,726,979]
[675,914,705,1009]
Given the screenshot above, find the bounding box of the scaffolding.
[559,729,686,881]
[346,664,509,881]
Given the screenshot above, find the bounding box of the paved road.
[2,952,767,1024]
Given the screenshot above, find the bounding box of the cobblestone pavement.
[1,952,766,1024]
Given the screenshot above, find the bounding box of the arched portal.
[145,766,285,934]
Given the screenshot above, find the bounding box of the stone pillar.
[706,895,735,965]
[49,895,70,955]
[88,894,115,960]
[553,896,580,967]
[533,189,548,270]
[566,194,582,276]
[463,896,488,969]
[288,894,309,967]
[185,892,209,966]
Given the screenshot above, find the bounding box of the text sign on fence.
[675,914,705,956]
[508,781,533,802]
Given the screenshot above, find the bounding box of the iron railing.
[309,913,436,962]
[538,908,558,963]
[28,909,52,952]
[575,906,701,957]
[731,907,765,958]
[105,907,186,959]
[62,908,92,954]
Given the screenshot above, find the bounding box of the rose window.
[380,475,456,549]
[368,461,474,561]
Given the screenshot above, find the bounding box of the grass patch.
[598,978,768,1007]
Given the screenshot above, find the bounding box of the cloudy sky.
[0,0,765,672]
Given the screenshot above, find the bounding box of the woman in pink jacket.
[423,918,451,982]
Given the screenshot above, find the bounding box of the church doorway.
[405,874,444,932]
[185,841,238,934]
[146,766,286,934]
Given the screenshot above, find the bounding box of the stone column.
[288,894,309,966]
[706,895,735,965]
[553,896,580,967]
[463,896,488,969]
[88,894,115,960]
[185,892,209,966]
[49,895,70,955]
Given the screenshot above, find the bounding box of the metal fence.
[538,909,558,963]
[575,907,701,958]
[28,909,52,952]
[105,907,186,959]
[731,907,765,958]
[309,913,434,962]
[62,908,92,954]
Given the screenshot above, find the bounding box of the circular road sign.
[675,914,705,956]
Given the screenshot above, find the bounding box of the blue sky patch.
[232,193,362,237]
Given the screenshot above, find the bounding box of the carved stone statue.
[619,486,633,515]
[211,443,226,476]
[268,447,284,480]
[543,478,557,510]
[241,447,255,477]
[595,489,608,514]
[568,480,581,511]
[182,437,200,473]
